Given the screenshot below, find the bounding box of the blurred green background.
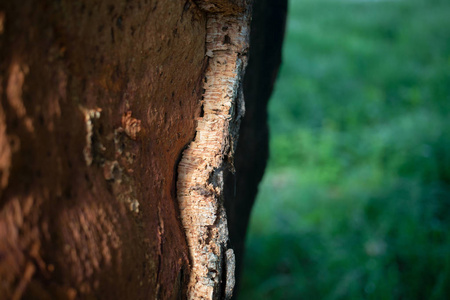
[239,0,450,299]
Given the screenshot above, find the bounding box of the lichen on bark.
[177,1,251,299]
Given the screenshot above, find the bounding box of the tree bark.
[0,0,285,299]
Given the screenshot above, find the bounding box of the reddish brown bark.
[0,0,206,299]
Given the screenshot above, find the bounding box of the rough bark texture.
[177,1,250,299]
[0,0,286,299]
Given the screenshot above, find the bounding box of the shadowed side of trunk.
[224,0,287,293]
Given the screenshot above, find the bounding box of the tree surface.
[0,0,285,299]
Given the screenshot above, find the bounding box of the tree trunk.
[0,0,285,299]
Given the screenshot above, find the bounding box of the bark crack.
[155,201,164,299]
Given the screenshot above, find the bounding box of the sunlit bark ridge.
[177,1,251,299]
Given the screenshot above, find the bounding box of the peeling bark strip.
[177,1,251,299]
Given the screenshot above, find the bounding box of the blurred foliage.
[239,0,450,299]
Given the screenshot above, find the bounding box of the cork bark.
[177,1,251,299]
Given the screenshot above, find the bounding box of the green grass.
[239,0,450,299]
